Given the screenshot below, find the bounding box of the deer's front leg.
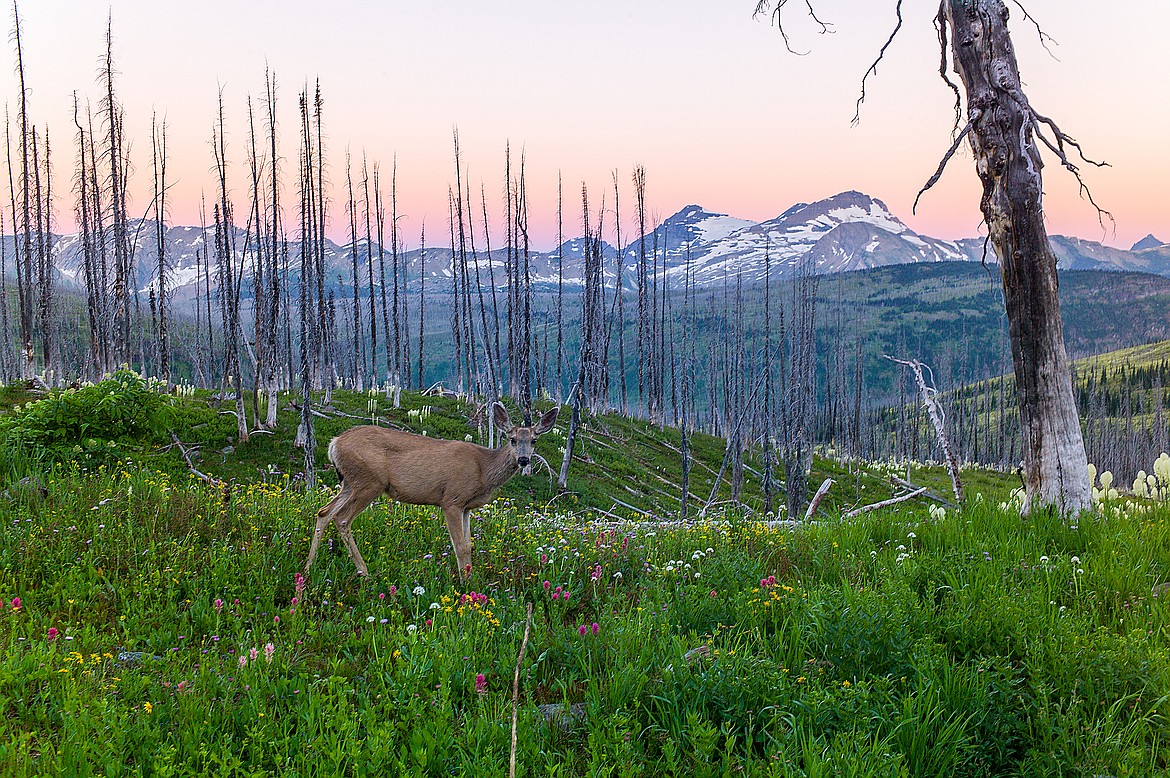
[442,504,472,578]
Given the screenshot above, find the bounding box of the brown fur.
[304,402,558,577]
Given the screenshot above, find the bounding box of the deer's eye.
[510,437,517,445]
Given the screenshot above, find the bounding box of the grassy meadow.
[1,375,1169,776]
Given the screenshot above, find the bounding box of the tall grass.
[2,458,1169,776]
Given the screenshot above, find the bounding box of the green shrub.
[0,370,173,462]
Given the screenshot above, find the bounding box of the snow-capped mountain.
[1131,234,1165,251]
[627,204,755,260]
[665,191,970,286]
[10,190,1170,300]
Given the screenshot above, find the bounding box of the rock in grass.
[537,702,587,732]
[116,650,165,666]
[2,476,47,503]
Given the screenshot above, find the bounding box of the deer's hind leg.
[304,488,346,573]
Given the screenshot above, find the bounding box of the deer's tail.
[327,437,343,484]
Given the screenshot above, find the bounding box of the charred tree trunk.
[151,115,169,384]
[417,226,427,389]
[942,0,1090,512]
[32,126,54,380]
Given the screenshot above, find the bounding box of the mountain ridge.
[8,190,1170,297]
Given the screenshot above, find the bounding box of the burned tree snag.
[756,0,1095,513]
[939,0,1091,512]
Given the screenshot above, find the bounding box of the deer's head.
[493,402,559,475]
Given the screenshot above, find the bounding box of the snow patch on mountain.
[20,191,1170,298]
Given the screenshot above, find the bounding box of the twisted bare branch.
[1028,109,1114,231]
[852,0,904,125]
[1008,0,1057,56]
[913,117,974,213]
[753,0,832,55]
[934,1,963,134]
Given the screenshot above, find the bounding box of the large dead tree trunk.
[755,0,1094,514]
[942,0,1090,513]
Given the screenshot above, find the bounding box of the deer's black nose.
[517,457,530,468]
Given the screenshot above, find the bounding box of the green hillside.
[0,373,997,523]
[872,337,1170,481]
[3,374,1169,775]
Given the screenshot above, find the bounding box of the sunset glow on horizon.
[4,0,1167,251]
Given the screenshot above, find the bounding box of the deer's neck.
[483,443,518,490]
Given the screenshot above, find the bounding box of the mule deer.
[304,402,559,577]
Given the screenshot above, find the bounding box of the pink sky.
[4,1,1168,251]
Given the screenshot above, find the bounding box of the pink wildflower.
[591,622,600,636]
[591,565,602,581]
[264,642,275,663]
[238,655,247,668]
[543,580,551,590]
[475,673,487,694]
[379,592,386,600]
[214,598,224,613]
[47,626,58,640]
[249,647,259,662]
[294,572,306,595]
[388,585,397,597]
[578,625,587,636]
[11,597,21,611]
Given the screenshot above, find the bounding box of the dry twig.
[844,487,928,519]
[509,602,534,778]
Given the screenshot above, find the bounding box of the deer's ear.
[492,402,512,432]
[535,406,559,435]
